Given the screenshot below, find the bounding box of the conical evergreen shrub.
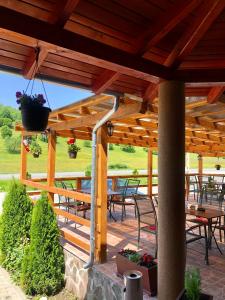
[0,180,32,281]
[21,193,65,295]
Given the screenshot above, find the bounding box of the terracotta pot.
[116,254,157,296]
[33,153,39,158]
[68,151,77,159]
[21,105,51,132]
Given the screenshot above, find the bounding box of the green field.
[0,133,223,174]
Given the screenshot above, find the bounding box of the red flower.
[67,138,75,144]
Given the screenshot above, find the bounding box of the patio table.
[186,207,225,264]
[78,188,123,221]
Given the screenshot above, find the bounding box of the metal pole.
[123,270,143,300]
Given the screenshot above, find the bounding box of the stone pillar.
[147,149,153,197]
[158,80,185,300]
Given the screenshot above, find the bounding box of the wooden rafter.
[165,0,225,68]
[207,86,225,104]
[23,46,49,79]
[137,0,202,55]
[92,70,120,94]
[52,0,80,27]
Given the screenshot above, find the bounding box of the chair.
[134,194,158,258]
[111,178,140,221]
[186,175,201,202]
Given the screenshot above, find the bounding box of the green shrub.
[83,140,91,148]
[5,136,21,154]
[21,193,65,296]
[30,141,42,157]
[109,144,114,150]
[108,163,128,169]
[143,147,148,152]
[38,133,48,143]
[1,125,12,139]
[121,145,136,153]
[0,117,13,128]
[0,181,32,281]
[85,165,91,176]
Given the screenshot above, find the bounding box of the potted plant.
[215,164,221,170]
[30,141,42,158]
[67,138,80,159]
[16,91,51,131]
[116,249,157,296]
[177,268,213,300]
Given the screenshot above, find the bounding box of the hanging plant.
[16,92,51,132]
[30,141,42,158]
[215,164,221,170]
[16,47,51,132]
[67,138,80,159]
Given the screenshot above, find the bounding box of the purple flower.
[16,99,21,104]
[16,91,22,98]
[37,94,44,100]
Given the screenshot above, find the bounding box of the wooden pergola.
[2,1,225,299]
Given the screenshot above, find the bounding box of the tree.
[5,136,21,154]
[21,193,64,295]
[0,117,13,128]
[121,145,136,153]
[0,181,32,281]
[83,140,91,148]
[109,143,114,150]
[1,125,12,139]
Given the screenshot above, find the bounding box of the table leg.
[204,224,209,265]
[208,219,212,249]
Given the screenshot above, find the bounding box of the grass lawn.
[0,134,224,174]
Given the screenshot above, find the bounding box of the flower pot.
[116,254,157,296]
[68,151,77,159]
[33,153,39,158]
[215,165,221,170]
[178,290,213,300]
[21,105,51,131]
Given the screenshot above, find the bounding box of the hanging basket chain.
[24,47,51,109]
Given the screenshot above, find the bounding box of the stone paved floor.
[0,267,27,300]
[59,200,225,300]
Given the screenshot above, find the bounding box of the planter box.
[116,254,157,296]
[178,290,213,300]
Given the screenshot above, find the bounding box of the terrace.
[1,1,225,299]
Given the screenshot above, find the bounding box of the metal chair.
[186,175,201,202]
[134,194,158,258]
[111,178,140,221]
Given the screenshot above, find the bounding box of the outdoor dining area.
[3,1,225,298]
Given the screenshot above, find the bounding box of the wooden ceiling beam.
[207,86,225,104]
[52,0,80,27]
[136,0,201,55]
[23,46,49,79]
[165,0,225,68]
[0,6,169,83]
[49,102,142,131]
[92,70,120,94]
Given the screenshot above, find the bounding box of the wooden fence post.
[20,135,27,180]
[148,149,153,197]
[47,130,56,204]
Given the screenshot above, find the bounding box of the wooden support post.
[158,80,185,299]
[76,178,81,191]
[20,135,27,180]
[198,154,203,188]
[47,130,56,205]
[148,149,153,197]
[95,125,108,263]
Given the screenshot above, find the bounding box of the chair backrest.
[61,181,74,190]
[214,175,225,184]
[134,195,157,227]
[124,178,140,196]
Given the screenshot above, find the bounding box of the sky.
[0,70,93,109]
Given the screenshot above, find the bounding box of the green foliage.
[1,125,12,139]
[0,117,13,128]
[121,145,136,153]
[85,165,91,176]
[30,141,42,156]
[5,135,21,154]
[109,143,114,150]
[143,147,148,152]
[0,180,32,281]
[21,193,65,296]
[185,268,201,300]
[83,140,91,148]
[108,163,128,169]
[128,252,141,263]
[132,169,139,175]
[0,107,14,120]
[68,143,81,153]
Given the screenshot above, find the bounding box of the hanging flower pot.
[16,92,51,132]
[67,140,80,159]
[30,141,42,158]
[215,164,221,170]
